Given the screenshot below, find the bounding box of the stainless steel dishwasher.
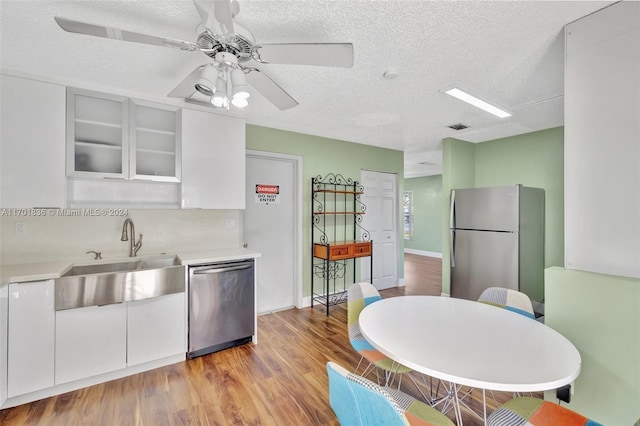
[187,259,255,359]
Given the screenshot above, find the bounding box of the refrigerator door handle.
[450,229,456,268]
[450,189,456,228]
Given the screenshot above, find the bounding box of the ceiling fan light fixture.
[211,77,229,108]
[231,96,249,108]
[232,84,250,99]
[230,68,250,108]
[194,65,218,96]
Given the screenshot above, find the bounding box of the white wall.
[0,209,243,265]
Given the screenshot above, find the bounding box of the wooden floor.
[0,254,532,425]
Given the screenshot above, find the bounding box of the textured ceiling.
[0,0,612,177]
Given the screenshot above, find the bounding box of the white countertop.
[0,247,261,286]
[177,247,261,265]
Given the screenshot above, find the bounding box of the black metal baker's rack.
[311,173,372,315]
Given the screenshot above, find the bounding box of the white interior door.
[360,170,398,290]
[244,151,301,314]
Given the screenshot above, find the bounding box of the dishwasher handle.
[192,263,253,275]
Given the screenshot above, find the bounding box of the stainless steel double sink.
[55,254,185,310]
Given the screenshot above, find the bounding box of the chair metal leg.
[453,383,464,426]
[354,356,365,375]
[482,389,487,425]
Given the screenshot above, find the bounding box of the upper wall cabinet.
[564,1,640,279]
[1,75,66,208]
[181,108,245,209]
[130,100,182,181]
[66,88,181,182]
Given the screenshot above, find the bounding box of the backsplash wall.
[0,209,244,265]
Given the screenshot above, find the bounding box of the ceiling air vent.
[447,123,469,131]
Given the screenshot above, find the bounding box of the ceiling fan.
[54,0,353,110]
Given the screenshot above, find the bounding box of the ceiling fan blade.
[193,0,235,35]
[245,69,299,110]
[167,65,205,98]
[54,16,199,51]
[253,43,353,67]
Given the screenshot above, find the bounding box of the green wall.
[403,175,443,254]
[474,127,564,268]
[441,127,564,293]
[441,137,477,291]
[544,267,640,424]
[245,124,404,298]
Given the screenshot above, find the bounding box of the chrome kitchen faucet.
[121,218,143,257]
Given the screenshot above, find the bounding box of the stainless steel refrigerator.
[450,185,545,307]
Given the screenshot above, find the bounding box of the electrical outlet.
[15,221,27,236]
[224,218,236,229]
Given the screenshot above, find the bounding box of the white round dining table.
[358,295,581,393]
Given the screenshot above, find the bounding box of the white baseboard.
[404,249,443,258]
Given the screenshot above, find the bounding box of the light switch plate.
[15,221,27,236]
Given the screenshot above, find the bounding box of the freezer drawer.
[188,260,255,358]
[451,229,518,301]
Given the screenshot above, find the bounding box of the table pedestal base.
[431,382,488,425]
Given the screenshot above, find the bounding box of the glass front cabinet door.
[129,99,180,182]
[66,89,128,178]
[66,88,181,182]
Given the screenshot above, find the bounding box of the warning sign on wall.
[255,184,280,205]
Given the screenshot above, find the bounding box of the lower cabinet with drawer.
[127,293,185,366]
[7,280,55,398]
[55,293,186,384]
[55,303,128,385]
[3,280,186,407]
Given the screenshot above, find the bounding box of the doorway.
[244,150,302,313]
[359,170,398,290]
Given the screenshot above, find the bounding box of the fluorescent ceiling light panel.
[444,88,512,118]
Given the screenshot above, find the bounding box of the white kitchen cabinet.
[66,88,129,179]
[0,74,66,208]
[66,88,181,182]
[564,1,640,278]
[127,293,185,366]
[181,108,246,208]
[130,99,182,182]
[7,281,55,397]
[55,303,127,385]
